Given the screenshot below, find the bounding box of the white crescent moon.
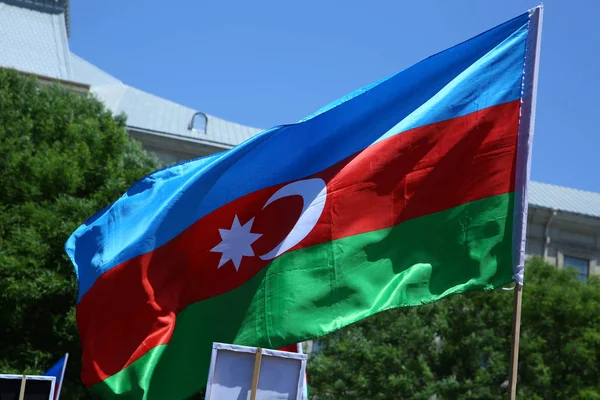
[259,178,327,260]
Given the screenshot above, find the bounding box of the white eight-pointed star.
[211,215,262,271]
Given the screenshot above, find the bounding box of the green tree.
[0,69,160,399]
[309,258,600,399]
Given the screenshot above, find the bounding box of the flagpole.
[508,284,523,399]
[18,375,26,400]
[249,348,263,400]
[57,353,69,400]
[297,343,309,400]
[508,4,543,399]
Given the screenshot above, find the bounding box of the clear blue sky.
[70,0,600,193]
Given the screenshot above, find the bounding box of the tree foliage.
[308,258,600,399]
[0,69,160,399]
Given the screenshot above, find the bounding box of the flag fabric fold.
[66,7,542,399]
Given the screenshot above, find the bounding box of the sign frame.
[0,374,56,400]
[205,343,307,400]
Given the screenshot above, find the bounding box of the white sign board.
[205,343,307,400]
[0,374,55,400]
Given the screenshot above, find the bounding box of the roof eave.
[529,203,600,222]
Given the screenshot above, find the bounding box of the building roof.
[0,1,72,80]
[70,53,121,86]
[0,1,262,149]
[90,83,262,146]
[529,182,600,219]
[2,0,69,35]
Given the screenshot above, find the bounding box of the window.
[563,256,589,281]
[188,112,207,133]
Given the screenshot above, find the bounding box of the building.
[1,0,599,278]
[527,182,600,279]
[0,0,262,165]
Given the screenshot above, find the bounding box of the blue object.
[44,354,68,400]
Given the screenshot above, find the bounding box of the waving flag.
[44,354,68,400]
[66,7,542,399]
